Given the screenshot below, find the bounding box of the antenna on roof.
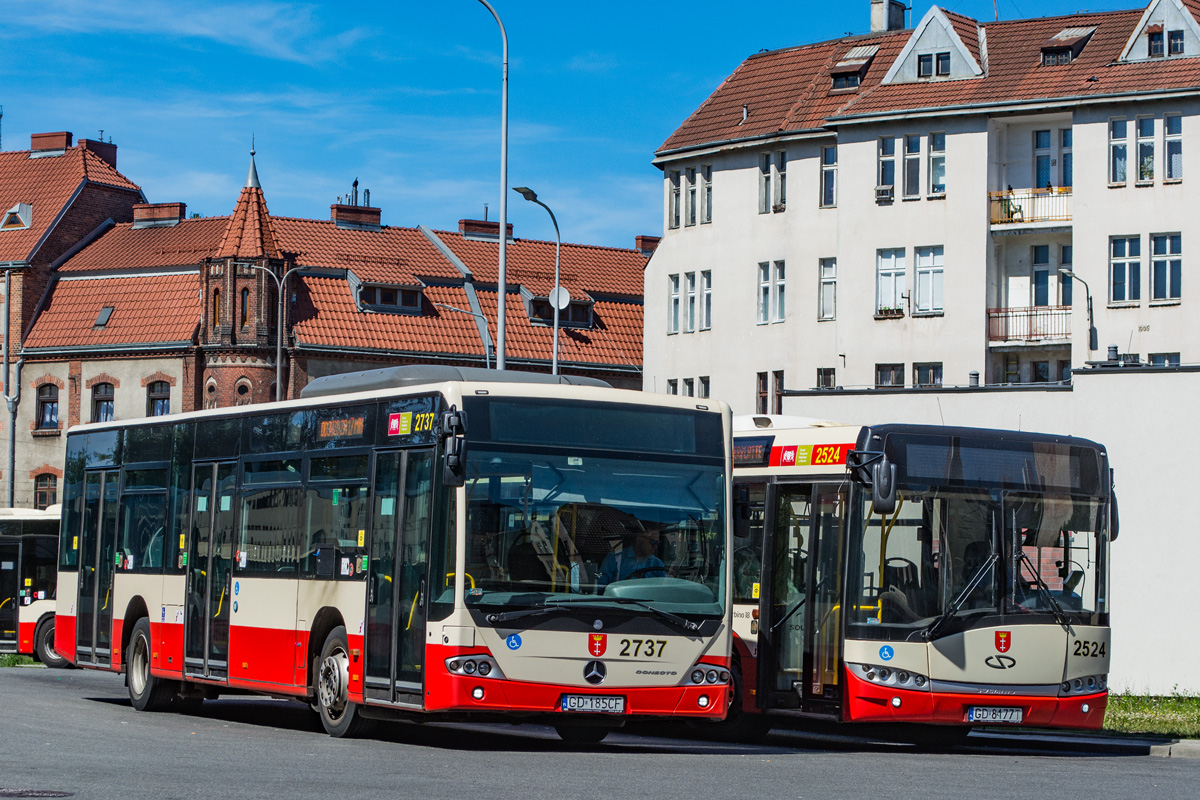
[484,203,489,221]
[0,105,4,150]
[993,0,999,21]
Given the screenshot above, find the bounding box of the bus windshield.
[848,488,1108,639]
[462,447,726,618]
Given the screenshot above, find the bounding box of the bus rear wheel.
[127,618,175,712]
[316,626,374,738]
[554,723,610,744]
[34,618,69,669]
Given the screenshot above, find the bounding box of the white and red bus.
[726,416,1115,740]
[0,506,67,667]
[54,366,733,741]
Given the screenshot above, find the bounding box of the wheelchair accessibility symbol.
[879,645,895,661]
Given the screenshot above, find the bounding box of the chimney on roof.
[635,235,660,256]
[331,203,382,231]
[459,219,513,240]
[870,0,906,32]
[30,131,73,154]
[79,138,117,168]
[132,202,187,229]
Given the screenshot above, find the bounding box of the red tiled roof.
[271,218,463,282]
[431,230,647,297]
[659,6,1190,153]
[24,273,199,350]
[56,216,228,273]
[0,145,141,263]
[216,186,281,259]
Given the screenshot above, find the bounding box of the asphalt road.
[1,666,1197,800]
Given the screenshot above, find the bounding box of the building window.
[1152,233,1182,301]
[1034,130,1052,188]
[1061,128,1073,187]
[771,371,785,415]
[1149,30,1164,58]
[147,381,170,417]
[92,382,115,423]
[914,363,942,387]
[683,378,695,397]
[1166,115,1183,181]
[34,475,57,510]
[1150,352,1181,366]
[756,372,768,414]
[833,73,861,90]
[772,261,785,322]
[1169,30,1185,56]
[240,287,250,327]
[685,167,697,226]
[902,135,921,197]
[684,272,696,332]
[915,246,944,312]
[937,52,950,75]
[917,53,933,77]
[758,154,772,214]
[667,379,678,396]
[1032,361,1051,383]
[1058,359,1072,382]
[667,275,680,333]
[1033,244,1051,307]
[1110,119,1128,184]
[817,368,836,389]
[1110,236,1141,303]
[757,263,770,324]
[213,289,221,328]
[758,261,785,323]
[698,376,710,398]
[775,151,787,210]
[875,364,904,387]
[36,384,58,429]
[819,258,837,320]
[699,271,712,330]
[1042,48,1072,66]
[821,145,837,207]
[1061,245,1074,306]
[668,170,681,229]
[878,137,896,191]
[928,132,945,195]
[1138,117,1155,182]
[876,248,906,314]
[700,165,712,223]
[1005,355,1020,383]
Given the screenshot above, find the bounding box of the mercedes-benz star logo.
[985,655,1017,670]
[583,660,607,685]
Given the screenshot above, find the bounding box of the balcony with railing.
[987,305,1071,344]
[989,187,1072,226]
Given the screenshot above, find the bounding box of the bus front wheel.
[316,626,374,738]
[127,618,175,712]
[34,618,69,669]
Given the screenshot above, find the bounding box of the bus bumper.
[844,669,1107,729]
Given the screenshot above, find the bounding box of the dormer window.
[830,45,876,93]
[1042,48,1073,66]
[832,73,860,90]
[529,299,593,328]
[917,52,950,78]
[1170,30,1185,55]
[1150,30,1165,57]
[1,203,32,230]
[359,285,422,313]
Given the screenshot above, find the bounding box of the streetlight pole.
[251,263,306,402]
[1059,268,1098,352]
[433,303,493,369]
[476,0,508,370]
[512,187,562,375]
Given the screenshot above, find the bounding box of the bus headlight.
[445,655,507,680]
[848,663,931,691]
[691,670,706,685]
[1059,674,1107,696]
[684,665,730,687]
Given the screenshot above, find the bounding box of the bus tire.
[554,724,610,744]
[713,663,771,743]
[316,626,374,738]
[34,618,70,669]
[127,618,175,712]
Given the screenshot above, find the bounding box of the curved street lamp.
[476,0,508,370]
[433,302,494,369]
[250,263,307,402]
[1059,268,1098,352]
[513,187,563,375]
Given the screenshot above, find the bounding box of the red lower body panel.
[55,614,76,664]
[843,668,1107,729]
[18,621,36,655]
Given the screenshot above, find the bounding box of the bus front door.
[76,470,119,667]
[364,449,434,705]
[185,462,236,679]
[0,539,17,651]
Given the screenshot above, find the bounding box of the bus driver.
[596,527,667,591]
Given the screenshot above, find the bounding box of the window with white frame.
[759,154,772,214]
[821,145,837,207]
[758,263,770,324]
[1110,236,1141,303]
[1034,129,1052,188]
[928,132,945,195]
[1166,116,1183,181]
[877,248,906,313]
[1138,117,1155,182]
[1061,128,1073,187]
[775,151,787,209]
[903,135,921,197]
[819,258,836,320]
[1033,244,1050,307]
[685,167,697,226]
[699,270,712,330]
[915,246,943,312]
[1152,233,1182,301]
[773,261,786,321]
[669,170,681,228]
[1060,245,1073,305]
[701,165,713,222]
[684,272,696,332]
[878,137,896,189]
[1110,119,1128,184]
[758,261,785,323]
[668,274,680,333]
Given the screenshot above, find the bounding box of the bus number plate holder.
[561,695,625,714]
[968,706,1023,723]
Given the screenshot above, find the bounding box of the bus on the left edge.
[0,505,68,667]
[53,365,733,742]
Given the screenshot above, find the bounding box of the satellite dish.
[549,286,571,311]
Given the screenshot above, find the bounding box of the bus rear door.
[0,539,17,651]
[185,461,236,679]
[364,449,435,705]
[77,470,119,666]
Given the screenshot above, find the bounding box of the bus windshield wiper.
[484,603,572,625]
[551,596,705,634]
[1017,551,1075,636]
[924,553,998,642]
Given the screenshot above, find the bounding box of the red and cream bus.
[1,506,66,667]
[727,416,1115,740]
[54,366,733,741]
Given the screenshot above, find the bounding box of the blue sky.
[1,0,1135,248]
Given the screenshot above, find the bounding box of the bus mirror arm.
[441,405,468,487]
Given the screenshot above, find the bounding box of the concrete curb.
[972,729,1200,758]
[1148,739,1200,759]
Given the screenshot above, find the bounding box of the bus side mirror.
[1110,490,1119,542]
[872,458,897,515]
[733,486,751,539]
[441,405,467,488]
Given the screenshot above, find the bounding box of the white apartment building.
[646,0,1200,693]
